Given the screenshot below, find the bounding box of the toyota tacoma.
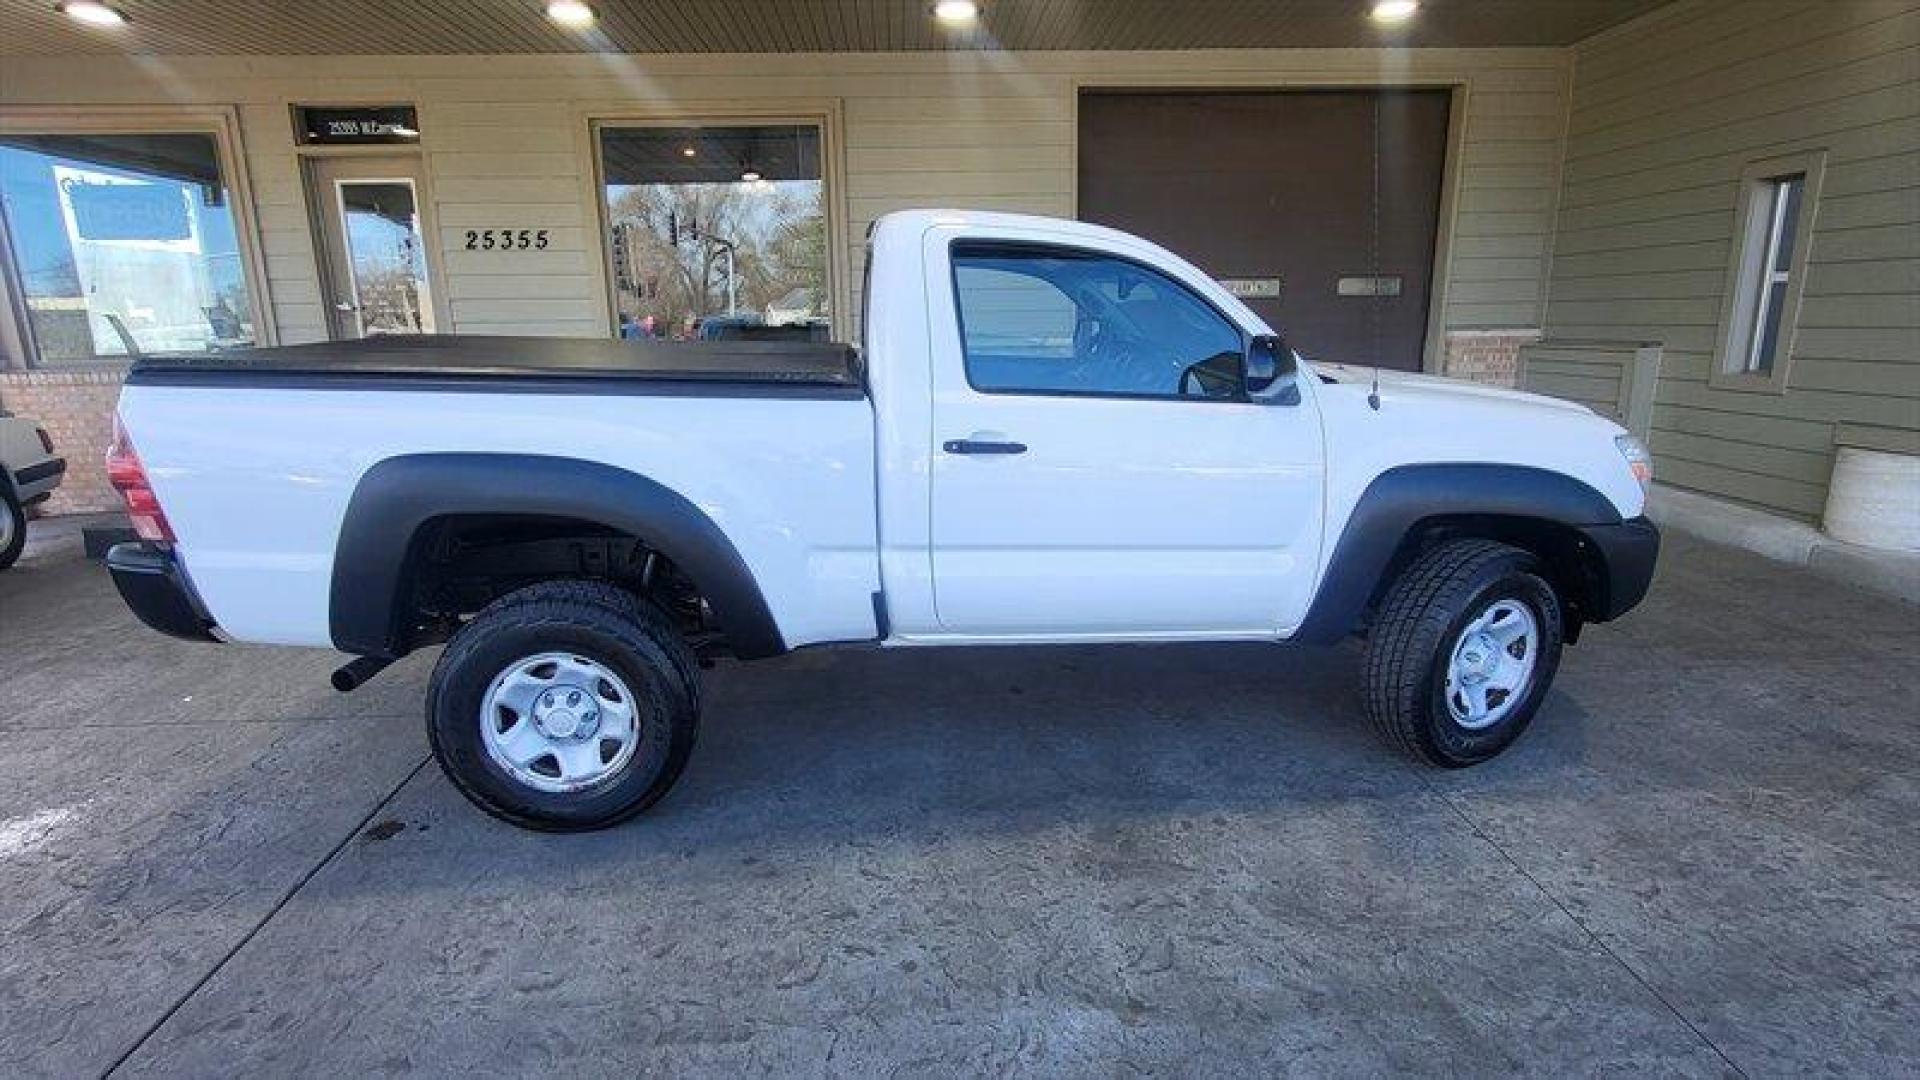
[105,210,1658,830]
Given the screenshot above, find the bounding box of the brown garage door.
[1079,90,1451,371]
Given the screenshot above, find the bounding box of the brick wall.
[0,368,125,515]
[1441,329,1539,387]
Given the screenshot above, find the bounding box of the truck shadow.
[380,639,1598,876]
[696,638,1593,804]
[36,635,1598,942]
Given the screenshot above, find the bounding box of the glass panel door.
[308,156,437,339]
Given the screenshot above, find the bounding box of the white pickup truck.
[107,210,1657,831]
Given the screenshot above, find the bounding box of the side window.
[952,242,1246,399]
[1711,150,1825,392]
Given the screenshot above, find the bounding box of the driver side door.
[927,235,1325,637]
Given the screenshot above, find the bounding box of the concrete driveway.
[1,529,1915,1078]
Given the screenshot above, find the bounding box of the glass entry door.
[308,156,437,339]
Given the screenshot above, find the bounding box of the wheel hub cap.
[1444,600,1540,731]
[1458,634,1502,680]
[479,653,641,793]
[531,685,599,740]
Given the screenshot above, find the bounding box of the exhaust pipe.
[331,655,393,693]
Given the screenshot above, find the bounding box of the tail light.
[106,416,176,543]
[36,427,54,455]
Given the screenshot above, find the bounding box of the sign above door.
[1218,277,1283,300]
[294,105,420,147]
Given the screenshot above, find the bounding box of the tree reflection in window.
[599,124,828,342]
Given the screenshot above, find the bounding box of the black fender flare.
[329,452,785,659]
[1292,463,1624,644]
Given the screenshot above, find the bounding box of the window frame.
[948,238,1253,405]
[0,105,275,371]
[1710,150,1826,394]
[581,104,847,343]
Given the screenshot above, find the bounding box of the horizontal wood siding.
[0,47,1570,350]
[1544,0,1920,521]
[1518,340,1662,439]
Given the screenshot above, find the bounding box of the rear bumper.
[105,543,220,643]
[12,456,65,502]
[1576,516,1660,621]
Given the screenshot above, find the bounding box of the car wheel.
[0,489,25,571]
[426,580,700,831]
[1363,538,1563,767]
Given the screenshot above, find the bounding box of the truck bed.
[125,335,864,398]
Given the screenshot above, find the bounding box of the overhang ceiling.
[601,126,822,185]
[0,1,1672,56]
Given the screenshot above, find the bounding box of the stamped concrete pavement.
[1,530,1914,1077]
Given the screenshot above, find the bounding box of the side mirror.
[1245,334,1297,401]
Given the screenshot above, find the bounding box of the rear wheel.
[426,580,700,831]
[0,489,25,570]
[1363,538,1563,767]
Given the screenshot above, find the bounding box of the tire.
[1363,538,1564,767]
[0,489,24,571]
[426,580,701,831]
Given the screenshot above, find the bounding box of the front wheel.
[426,580,700,831]
[1363,539,1564,767]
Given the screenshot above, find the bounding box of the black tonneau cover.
[126,335,864,398]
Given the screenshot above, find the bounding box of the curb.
[1648,484,1919,606]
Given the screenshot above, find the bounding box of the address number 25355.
[464,229,550,251]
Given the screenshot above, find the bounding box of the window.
[952,242,1246,400]
[1736,174,1803,374]
[0,131,257,366]
[1715,152,1824,389]
[338,181,432,334]
[597,123,828,342]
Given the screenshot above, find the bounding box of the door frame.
[1070,78,1469,376]
[912,218,1328,641]
[297,140,451,341]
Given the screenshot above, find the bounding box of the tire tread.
[1363,538,1535,764]
[426,579,700,831]
[0,490,24,571]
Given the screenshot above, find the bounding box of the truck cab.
[869,212,1327,643]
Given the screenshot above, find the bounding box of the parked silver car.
[0,410,65,569]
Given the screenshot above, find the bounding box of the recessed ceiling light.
[681,146,697,158]
[545,0,596,30]
[1370,0,1419,25]
[56,1,128,27]
[932,1,980,26]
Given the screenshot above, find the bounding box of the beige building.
[1,0,1914,544]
